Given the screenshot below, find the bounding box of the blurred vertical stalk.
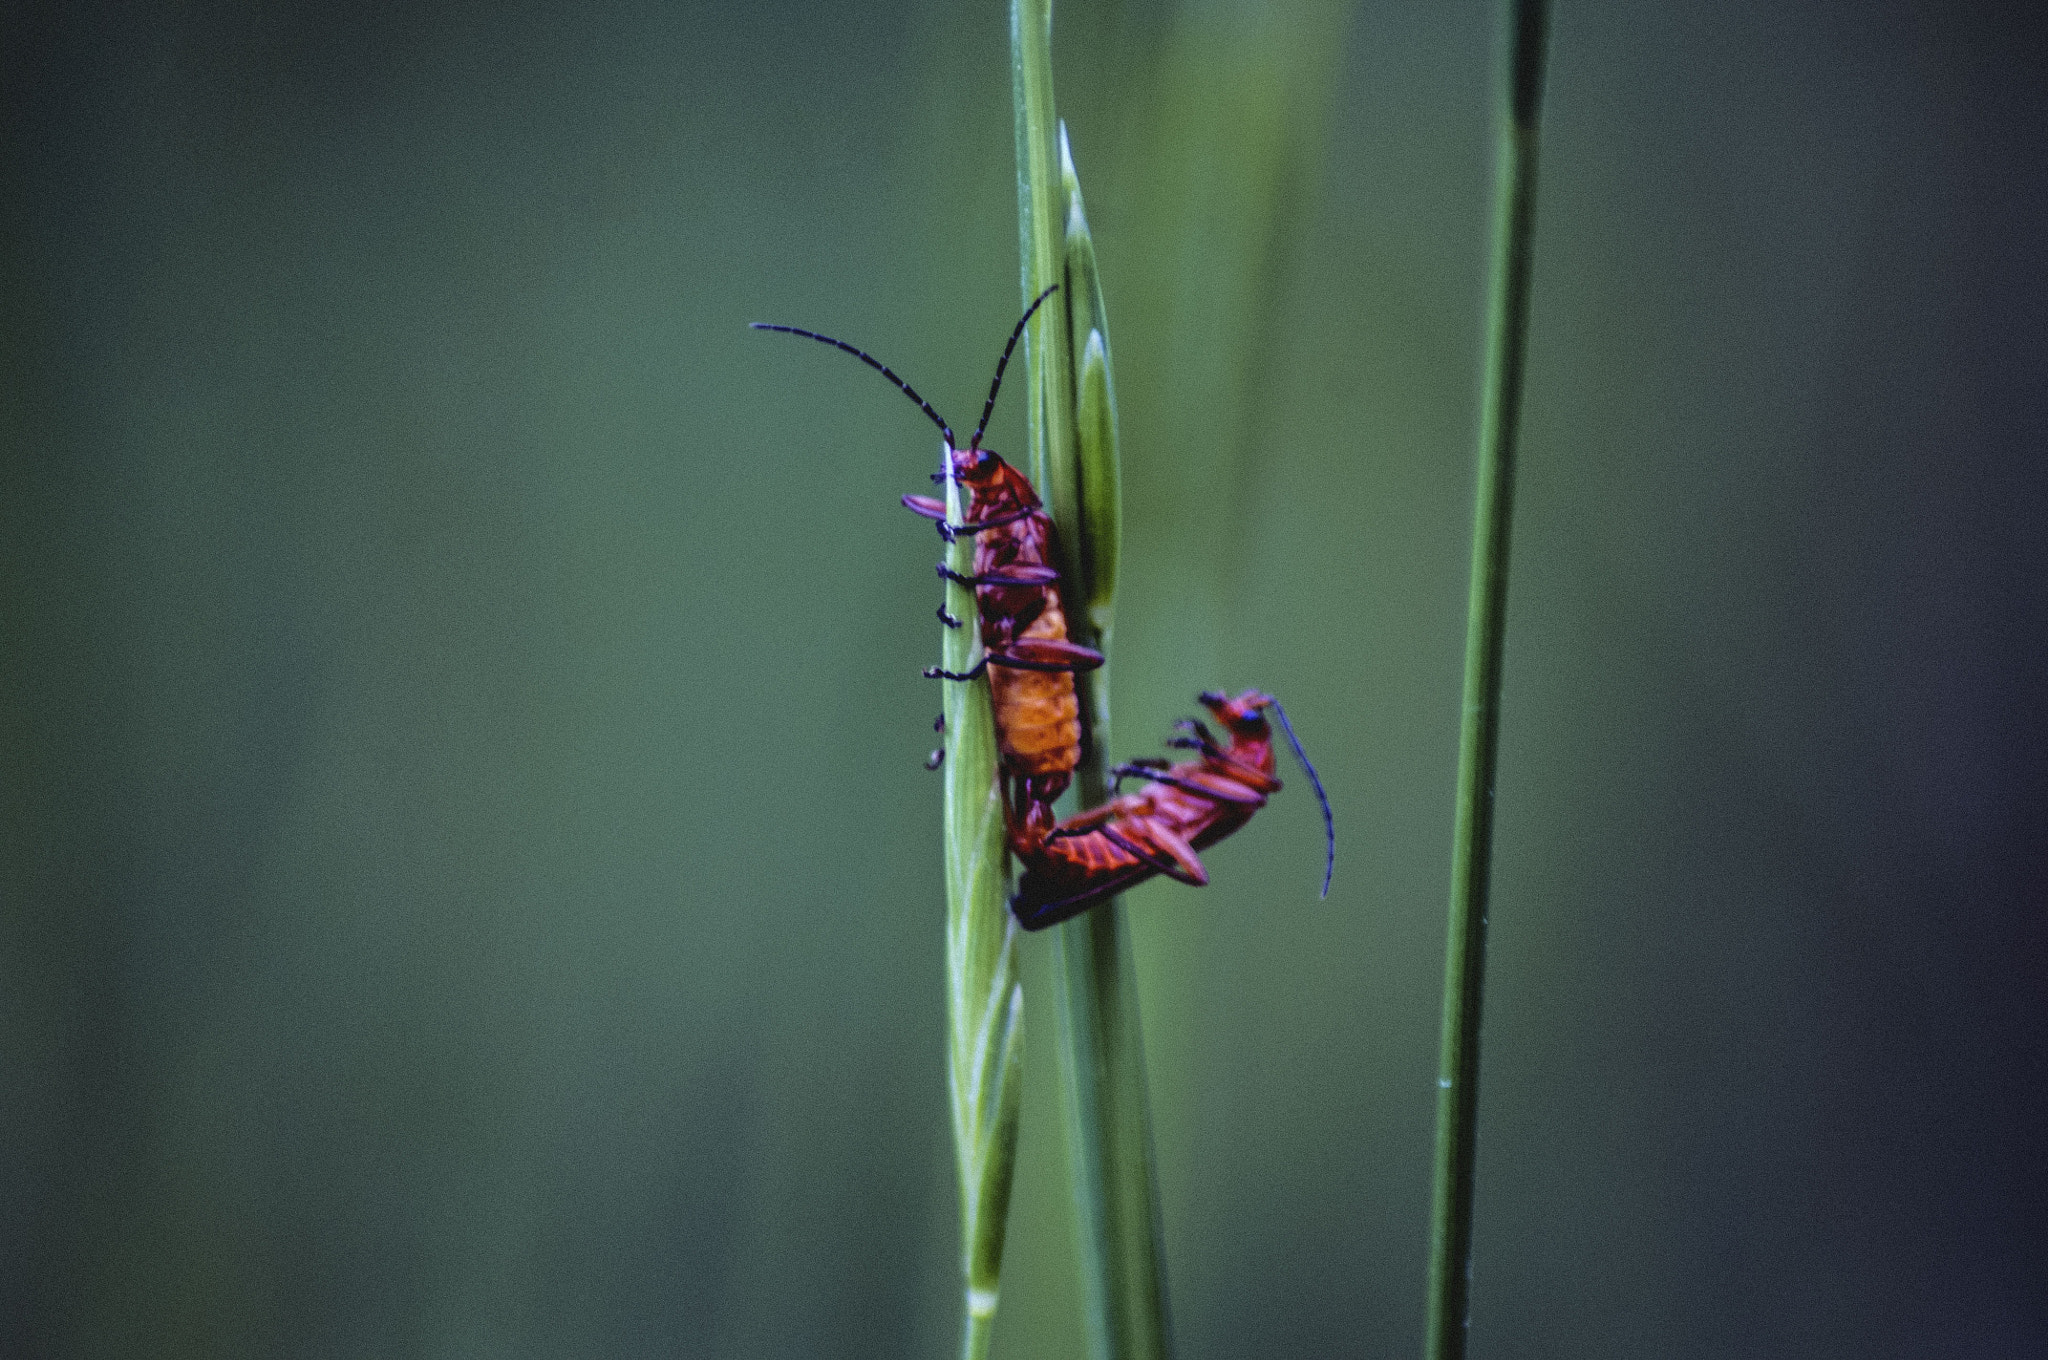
[1127,0,1350,632]
[1424,4,1550,1360]
[944,453,1026,1360]
[1013,3,1167,1359]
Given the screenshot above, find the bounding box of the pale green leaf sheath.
[1064,122,1121,650]
[942,453,1025,1360]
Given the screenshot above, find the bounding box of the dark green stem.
[1050,901,1170,1360]
[1424,4,1549,1360]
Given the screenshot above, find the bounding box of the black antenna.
[1266,698,1335,898]
[970,284,1060,451]
[751,323,956,449]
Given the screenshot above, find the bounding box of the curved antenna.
[970,284,1061,451]
[1266,698,1335,898]
[751,323,955,449]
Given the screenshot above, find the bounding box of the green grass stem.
[1012,0,1073,507]
[1424,4,1551,1360]
[1012,6,1169,1358]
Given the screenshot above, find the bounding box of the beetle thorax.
[946,448,1040,517]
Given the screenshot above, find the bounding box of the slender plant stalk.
[944,455,1025,1357]
[1011,0,1073,508]
[1054,132,1170,1360]
[1013,4,1170,1358]
[1424,4,1551,1360]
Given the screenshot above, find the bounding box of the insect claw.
[938,605,961,628]
[934,713,945,732]
[946,506,1034,537]
[926,748,945,770]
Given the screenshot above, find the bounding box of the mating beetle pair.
[755,289,1331,927]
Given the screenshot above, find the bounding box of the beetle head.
[1199,690,1276,736]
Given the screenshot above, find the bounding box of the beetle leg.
[1103,819,1208,887]
[950,506,1036,535]
[1110,756,1170,793]
[1166,716,1231,762]
[1044,797,1143,838]
[1138,817,1210,886]
[937,605,961,628]
[938,562,1060,588]
[1098,824,1178,877]
[992,637,1105,672]
[983,651,1098,675]
[924,658,989,681]
[999,772,1061,859]
[1114,763,1266,806]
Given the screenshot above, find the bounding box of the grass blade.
[1011,0,1073,506]
[1424,4,1552,1359]
[1065,124,1121,642]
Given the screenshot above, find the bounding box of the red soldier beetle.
[1009,690,1334,930]
[753,287,1102,833]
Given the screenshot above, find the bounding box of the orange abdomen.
[988,593,1082,780]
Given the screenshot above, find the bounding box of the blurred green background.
[4,1,2043,1356]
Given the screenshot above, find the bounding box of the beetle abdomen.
[989,595,1082,780]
